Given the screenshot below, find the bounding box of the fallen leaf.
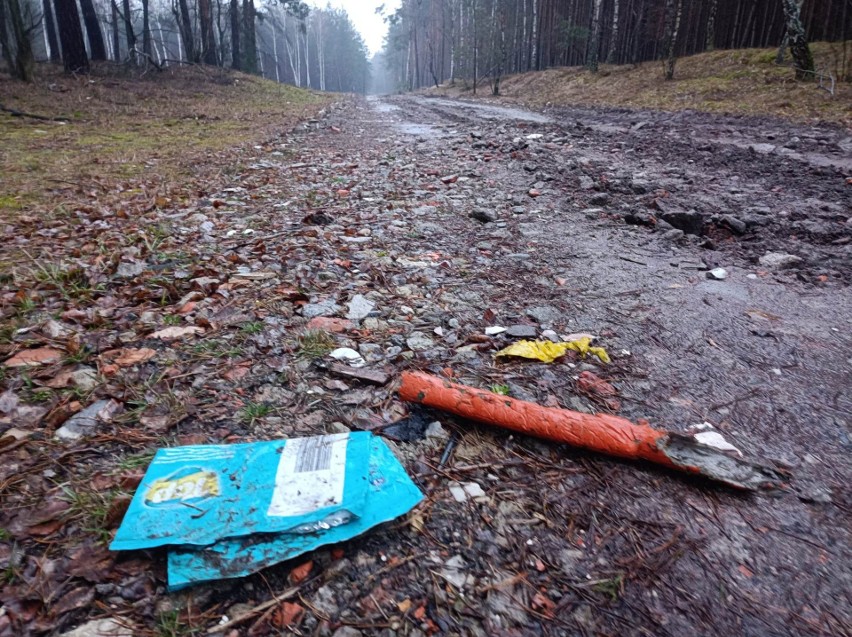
[150,326,204,340]
[289,561,313,584]
[271,602,304,629]
[113,348,157,366]
[51,586,94,616]
[3,348,64,368]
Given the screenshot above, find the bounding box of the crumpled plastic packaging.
[111,432,422,589]
[496,337,611,364]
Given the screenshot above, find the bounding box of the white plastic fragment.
[688,422,742,456]
[329,348,366,368]
[485,326,507,336]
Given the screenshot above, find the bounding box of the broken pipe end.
[658,433,790,491]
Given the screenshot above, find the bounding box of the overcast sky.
[306,0,401,55]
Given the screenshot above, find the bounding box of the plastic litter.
[496,337,611,364]
[111,432,422,588]
[329,347,366,367]
[399,371,788,491]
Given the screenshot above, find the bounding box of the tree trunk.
[780,0,814,80]
[110,0,120,60]
[121,0,135,62]
[199,0,216,64]
[587,0,603,72]
[664,0,683,81]
[42,0,61,61]
[141,0,150,56]
[1,0,35,81]
[705,0,717,51]
[230,0,240,69]
[53,0,89,72]
[176,0,195,62]
[79,0,106,60]
[0,3,13,73]
[241,0,256,73]
[607,0,620,64]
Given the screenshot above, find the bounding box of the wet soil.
[3,94,851,636]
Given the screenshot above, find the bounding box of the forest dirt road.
[268,95,852,636]
[3,93,851,637]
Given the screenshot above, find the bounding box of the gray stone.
[59,619,134,637]
[68,367,99,392]
[624,210,657,227]
[425,421,448,438]
[332,628,363,637]
[662,228,684,241]
[302,299,342,319]
[312,585,339,616]
[660,209,705,236]
[759,252,803,269]
[470,209,497,223]
[526,305,562,324]
[55,399,121,441]
[406,332,435,351]
[721,214,747,235]
[578,176,596,190]
[116,260,146,278]
[441,555,467,589]
[345,294,375,320]
[506,324,537,338]
[588,192,610,206]
[750,143,776,155]
[357,343,384,362]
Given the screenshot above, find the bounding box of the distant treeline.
[0,0,370,92]
[376,0,851,92]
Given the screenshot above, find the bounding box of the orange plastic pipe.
[399,371,686,472]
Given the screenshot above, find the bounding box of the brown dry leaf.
[50,586,94,617]
[288,561,313,584]
[67,544,116,582]
[3,348,64,368]
[150,326,204,340]
[113,348,157,367]
[270,602,304,629]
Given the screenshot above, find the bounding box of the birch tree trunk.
[42,0,61,61]
[607,0,620,63]
[706,0,718,51]
[664,0,683,80]
[587,0,603,72]
[780,0,814,80]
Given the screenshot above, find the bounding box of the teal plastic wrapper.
[111,433,374,551]
[166,434,423,589]
[110,432,423,588]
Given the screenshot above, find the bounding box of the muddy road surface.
[4,94,851,637]
[289,95,852,636]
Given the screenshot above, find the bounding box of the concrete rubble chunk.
[345,294,375,320]
[59,618,134,637]
[55,399,122,442]
[759,252,803,269]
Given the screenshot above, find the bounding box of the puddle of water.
[397,123,444,138]
[367,96,400,113]
[423,97,552,123]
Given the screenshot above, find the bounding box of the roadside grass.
[431,41,852,125]
[0,63,333,229]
